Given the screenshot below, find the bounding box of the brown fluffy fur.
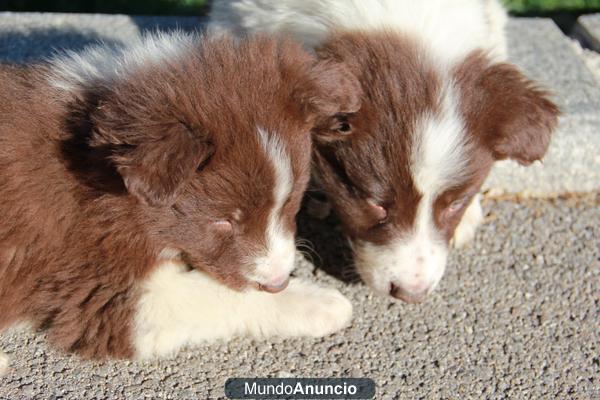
[0,35,361,358]
[310,31,558,244]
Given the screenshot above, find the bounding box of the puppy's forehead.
[321,31,471,200]
[211,126,293,203]
[256,127,293,203]
[410,83,470,198]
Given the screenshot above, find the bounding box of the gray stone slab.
[484,18,600,194]
[0,12,202,64]
[575,13,600,52]
[507,18,600,117]
[484,115,599,194]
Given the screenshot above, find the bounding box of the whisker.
[295,238,322,265]
[296,249,314,264]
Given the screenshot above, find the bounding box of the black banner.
[225,378,376,399]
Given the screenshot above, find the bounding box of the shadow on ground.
[296,194,360,284]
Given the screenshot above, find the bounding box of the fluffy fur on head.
[209,0,559,302]
[0,32,361,359]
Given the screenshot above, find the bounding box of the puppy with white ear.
[209,0,559,302]
[0,33,361,371]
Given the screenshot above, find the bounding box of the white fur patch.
[452,194,484,248]
[482,0,509,60]
[47,31,196,91]
[209,0,508,64]
[248,128,296,286]
[411,83,471,197]
[355,203,448,296]
[0,350,9,376]
[133,260,352,359]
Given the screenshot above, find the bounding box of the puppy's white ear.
[456,54,559,165]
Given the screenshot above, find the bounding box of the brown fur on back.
[0,64,176,357]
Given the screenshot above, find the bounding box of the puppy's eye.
[213,219,233,236]
[334,114,352,134]
[338,122,351,132]
[447,199,465,213]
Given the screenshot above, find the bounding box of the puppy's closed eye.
[212,219,233,236]
[441,194,473,220]
[171,204,187,218]
[446,199,465,213]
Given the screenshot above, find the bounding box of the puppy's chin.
[353,239,448,302]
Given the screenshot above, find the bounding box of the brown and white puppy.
[0,32,360,371]
[209,0,560,303]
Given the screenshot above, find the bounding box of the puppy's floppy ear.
[112,125,213,207]
[457,56,559,165]
[294,60,362,143]
[90,103,214,207]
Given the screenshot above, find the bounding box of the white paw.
[132,266,352,358]
[452,195,484,248]
[0,351,9,376]
[275,280,353,338]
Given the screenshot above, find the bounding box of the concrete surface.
[0,12,599,400]
[506,19,599,117]
[483,18,600,195]
[0,12,201,63]
[576,13,600,52]
[569,37,600,85]
[1,197,599,399]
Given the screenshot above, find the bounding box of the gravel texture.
[1,197,599,399]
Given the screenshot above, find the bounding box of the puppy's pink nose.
[258,277,290,293]
[389,282,429,304]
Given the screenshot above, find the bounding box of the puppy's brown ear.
[457,56,559,165]
[91,105,213,207]
[112,125,213,207]
[295,60,362,143]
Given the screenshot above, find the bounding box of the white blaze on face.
[355,83,470,297]
[247,128,296,287]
